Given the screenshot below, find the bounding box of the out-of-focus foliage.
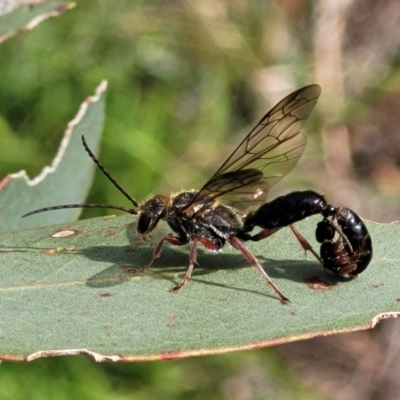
[1,1,400,399]
[1,1,400,225]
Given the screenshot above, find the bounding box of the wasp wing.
[184,84,321,212]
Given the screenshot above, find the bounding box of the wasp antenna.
[22,203,138,218]
[81,135,140,207]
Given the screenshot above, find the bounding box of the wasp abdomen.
[243,190,327,232]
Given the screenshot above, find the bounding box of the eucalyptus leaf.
[0,213,397,361]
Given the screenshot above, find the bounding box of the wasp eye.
[137,212,153,234]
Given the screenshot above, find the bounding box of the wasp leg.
[289,224,323,264]
[171,234,226,291]
[170,237,199,292]
[132,234,188,274]
[229,235,289,303]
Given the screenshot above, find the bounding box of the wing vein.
[182,85,321,212]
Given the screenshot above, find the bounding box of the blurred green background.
[1,1,400,399]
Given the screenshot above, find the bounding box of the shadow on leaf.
[82,242,339,293]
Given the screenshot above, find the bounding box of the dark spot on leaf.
[396,298,400,303]
[107,227,119,237]
[290,311,297,316]
[305,276,338,290]
[372,284,383,289]
[167,324,175,329]
[82,311,89,316]
[99,292,115,298]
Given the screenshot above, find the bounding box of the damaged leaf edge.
[0,80,108,191]
[0,311,397,363]
[0,2,76,44]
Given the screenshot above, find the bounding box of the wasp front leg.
[131,234,188,274]
[130,233,198,292]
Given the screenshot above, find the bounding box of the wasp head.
[137,195,170,235]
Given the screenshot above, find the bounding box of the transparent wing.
[184,84,321,212]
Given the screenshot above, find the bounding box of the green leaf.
[0,214,397,362]
[0,80,107,233]
[0,1,75,44]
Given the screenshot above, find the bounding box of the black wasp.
[23,85,322,302]
[240,190,373,279]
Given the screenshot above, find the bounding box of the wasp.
[23,85,322,302]
[241,190,373,277]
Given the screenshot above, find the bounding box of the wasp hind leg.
[289,224,323,265]
[229,235,290,303]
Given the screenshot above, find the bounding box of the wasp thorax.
[137,195,170,234]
